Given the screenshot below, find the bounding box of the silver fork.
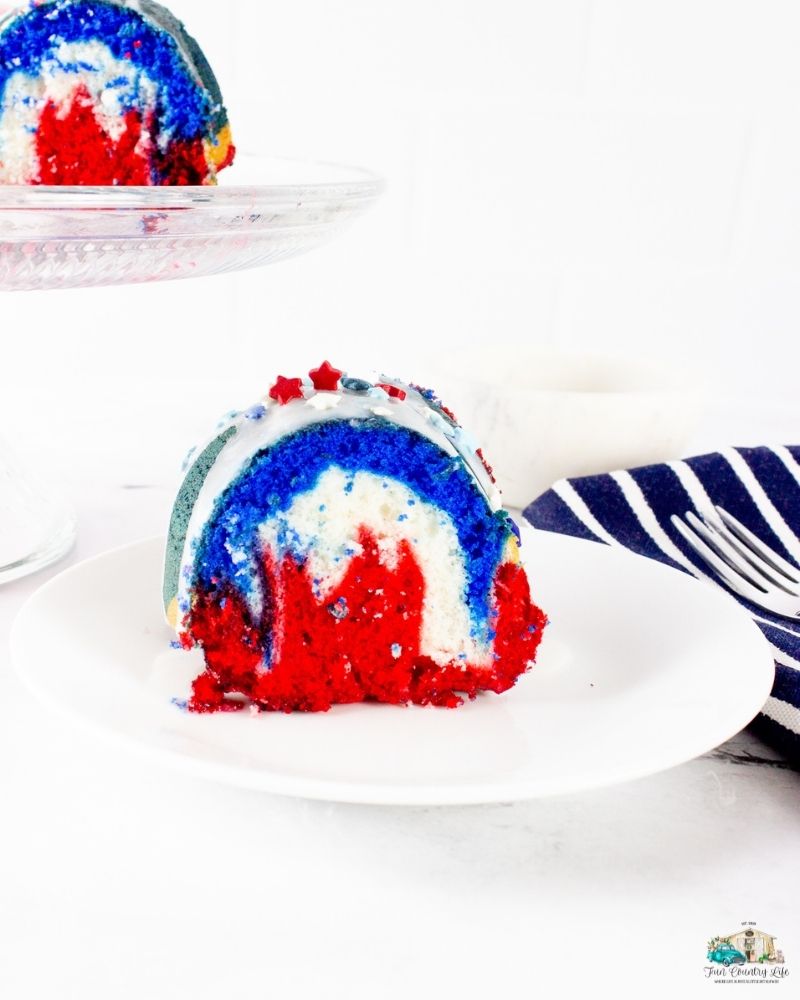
[671,506,800,618]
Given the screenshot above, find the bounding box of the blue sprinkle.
[328,597,349,620]
[342,377,372,393]
[398,514,408,522]
[407,499,416,507]
[344,480,354,495]
[391,643,402,659]
[169,640,182,650]
[0,2,222,143]
[245,405,267,421]
[528,624,538,633]
[171,698,189,712]
[318,504,326,512]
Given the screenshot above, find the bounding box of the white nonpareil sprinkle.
[307,393,343,412]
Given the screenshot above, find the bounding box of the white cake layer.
[256,467,491,667]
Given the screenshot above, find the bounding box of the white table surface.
[1,385,798,1000]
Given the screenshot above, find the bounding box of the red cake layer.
[186,527,546,713]
[35,85,214,186]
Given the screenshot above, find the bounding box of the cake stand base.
[0,438,76,585]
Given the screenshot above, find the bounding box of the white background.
[5,0,800,480]
[2,3,800,998]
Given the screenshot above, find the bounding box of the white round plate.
[10,527,773,805]
[0,154,382,291]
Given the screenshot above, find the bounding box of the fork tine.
[698,512,800,596]
[685,512,774,591]
[715,507,800,585]
[671,514,772,604]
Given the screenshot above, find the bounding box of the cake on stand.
[0,154,383,583]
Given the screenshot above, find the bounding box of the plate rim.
[10,530,776,805]
[0,156,385,211]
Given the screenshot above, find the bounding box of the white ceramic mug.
[420,349,703,509]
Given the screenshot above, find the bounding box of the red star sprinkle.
[309,361,343,391]
[377,383,407,401]
[269,376,305,404]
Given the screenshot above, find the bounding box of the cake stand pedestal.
[0,436,77,583]
[0,155,382,584]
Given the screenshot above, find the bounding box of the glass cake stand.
[0,155,383,583]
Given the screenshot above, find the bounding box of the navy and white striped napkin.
[523,445,800,765]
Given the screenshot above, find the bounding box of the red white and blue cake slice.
[164,363,547,713]
[0,0,234,184]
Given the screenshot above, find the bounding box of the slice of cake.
[0,0,234,184]
[165,363,547,713]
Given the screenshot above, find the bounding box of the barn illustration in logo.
[707,929,785,967]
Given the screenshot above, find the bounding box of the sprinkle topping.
[307,393,342,411]
[377,383,408,401]
[476,448,497,484]
[269,376,304,405]
[309,361,344,392]
[341,377,372,393]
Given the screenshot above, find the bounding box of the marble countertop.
[1,397,798,1000]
